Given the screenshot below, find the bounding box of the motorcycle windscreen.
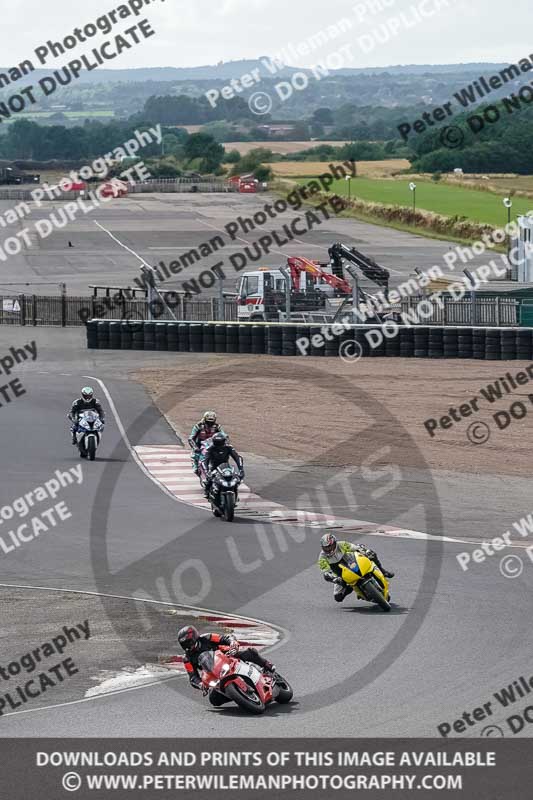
[198,650,215,673]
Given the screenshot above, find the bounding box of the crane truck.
[235,243,391,323]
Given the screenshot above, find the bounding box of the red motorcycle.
[198,650,293,714]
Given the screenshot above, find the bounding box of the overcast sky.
[2,0,530,70]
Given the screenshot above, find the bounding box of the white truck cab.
[236,267,333,321]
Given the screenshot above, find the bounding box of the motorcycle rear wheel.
[225,682,265,714]
[364,580,391,612]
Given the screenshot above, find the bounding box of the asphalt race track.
[0,326,531,738]
[0,192,494,296]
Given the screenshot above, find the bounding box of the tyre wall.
[87,320,533,361]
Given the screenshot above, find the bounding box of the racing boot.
[71,430,77,445]
[372,554,394,579]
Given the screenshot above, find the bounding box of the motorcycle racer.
[318,532,394,603]
[68,386,105,445]
[200,432,244,497]
[177,625,276,705]
[188,411,225,475]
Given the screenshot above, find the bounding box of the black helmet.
[212,432,227,448]
[177,625,200,653]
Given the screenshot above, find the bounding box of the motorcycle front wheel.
[274,675,293,704]
[225,682,265,714]
[223,492,235,522]
[364,580,391,612]
[88,438,96,461]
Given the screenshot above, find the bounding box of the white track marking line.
[85,379,530,548]
[0,583,288,718]
[135,446,285,510]
[82,376,188,505]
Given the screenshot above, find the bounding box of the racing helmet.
[321,532,338,557]
[177,625,200,653]
[202,411,217,425]
[81,386,94,402]
[211,432,227,448]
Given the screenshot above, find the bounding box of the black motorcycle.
[208,463,241,522]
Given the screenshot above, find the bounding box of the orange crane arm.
[286,256,351,294]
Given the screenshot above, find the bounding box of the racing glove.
[226,638,239,656]
[323,571,335,583]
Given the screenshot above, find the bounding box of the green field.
[8,110,115,122]
[325,177,532,227]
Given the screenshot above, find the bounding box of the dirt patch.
[134,354,533,478]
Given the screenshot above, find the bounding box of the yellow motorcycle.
[337,551,391,612]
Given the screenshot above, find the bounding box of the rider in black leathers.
[200,432,244,497]
[177,625,275,707]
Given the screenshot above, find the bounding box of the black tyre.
[267,326,282,356]
[88,438,96,462]
[225,682,265,714]
[209,690,229,707]
[274,675,293,704]
[251,325,265,354]
[363,579,391,612]
[223,493,235,522]
[238,325,253,353]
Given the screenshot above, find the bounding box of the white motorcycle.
[75,410,103,461]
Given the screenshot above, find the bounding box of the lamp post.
[503,197,513,261]
[345,175,352,200]
[409,182,417,212]
[503,197,512,227]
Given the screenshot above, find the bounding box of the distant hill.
[0,60,511,85]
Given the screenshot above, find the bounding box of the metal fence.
[129,179,235,194]
[397,295,518,326]
[0,294,237,326]
[0,292,519,327]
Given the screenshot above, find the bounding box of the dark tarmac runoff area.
[0,191,493,297]
[0,324,531,738]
